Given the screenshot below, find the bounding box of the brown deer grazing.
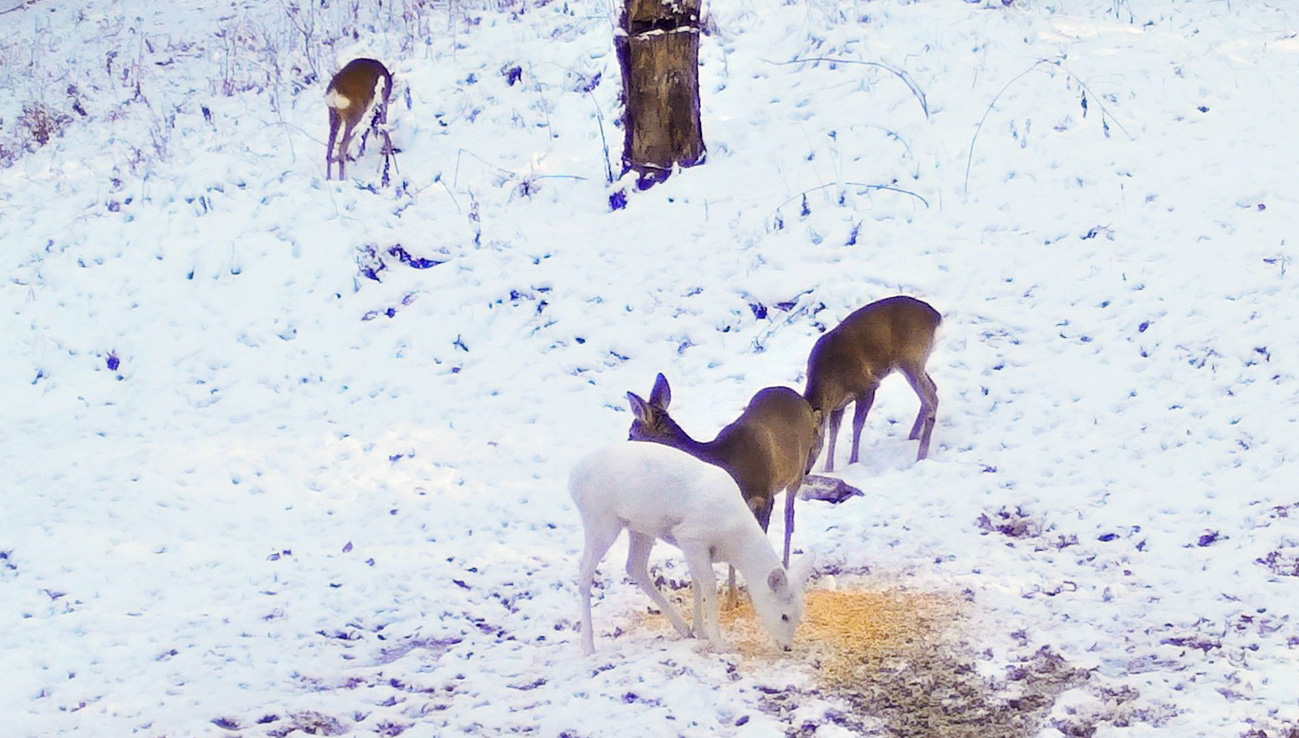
[325,58,393,180]
[803,295,941,472]
[627,374,819,606]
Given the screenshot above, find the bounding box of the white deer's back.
[569,442,747,542]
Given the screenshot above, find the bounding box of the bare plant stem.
[963,57,1131,198]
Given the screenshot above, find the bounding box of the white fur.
[570,442,804,655]
[324,89,352,110]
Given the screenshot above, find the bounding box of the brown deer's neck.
[657,415,731,469]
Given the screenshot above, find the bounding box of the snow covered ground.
[2,0,1298,735]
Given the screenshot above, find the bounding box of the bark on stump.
[616,0,705,188]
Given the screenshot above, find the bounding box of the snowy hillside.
[2,0,1298,735]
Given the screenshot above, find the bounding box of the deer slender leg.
[848,386,877,465]
[824,406,845,472]
[906,370,939,460]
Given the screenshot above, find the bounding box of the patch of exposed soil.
[635,582,1090,738]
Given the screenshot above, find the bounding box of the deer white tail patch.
[325,90,352,110]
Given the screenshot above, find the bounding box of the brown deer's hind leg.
[326,112,341,179]
[848,385,878,466]
[824,406,846,473]
[336,122,360,179]
[781,486,797,567]
[905,369,938,460]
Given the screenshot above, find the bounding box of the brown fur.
[803,295,941,471]
[628,373,820,572]
[326,58,392,180]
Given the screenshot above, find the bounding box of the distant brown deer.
[628,374,819,605]
[325,58,393,180]
[804,296,941,472]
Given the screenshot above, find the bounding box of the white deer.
[570,442,804,654]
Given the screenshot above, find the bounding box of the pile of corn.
[634,584,958,684]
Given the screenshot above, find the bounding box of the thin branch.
[586,88,614,184]
[964,57,1132,197]
[767,56,929,121]
[751,289,816,352]
[771,181,930,219]
[454,148,517,189]
[0,0,41,15]
[963,61,1043,199]
[1043,58,1131,138]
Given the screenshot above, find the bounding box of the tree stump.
[616,0,706,188]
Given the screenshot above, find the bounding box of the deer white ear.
[767,567,789,594]
[650,373,671,408]
[789,553,815,587]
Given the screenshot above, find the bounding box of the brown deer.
[627,374,819,605]
[325,58,393,180]
[803,295,941,472]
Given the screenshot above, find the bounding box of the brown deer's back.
[805,296,941,412]
[328,58,391,100]
[713,387,816,500]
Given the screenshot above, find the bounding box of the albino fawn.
[804,295,941,472]
[628,374,818,571]
[570,442,804,655]
[325,58,393,180]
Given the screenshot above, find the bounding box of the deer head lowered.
[325,57,393,181]
[627,374,819,606]
[803,295,941,472]
[571,442,804,654]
